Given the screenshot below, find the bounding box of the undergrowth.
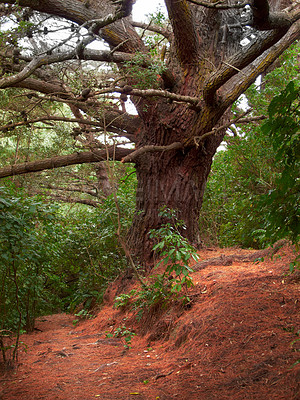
[114,207,199,321]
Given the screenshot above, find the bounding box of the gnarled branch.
[186,0,249,9]
[116,87,200,107]
[121,142,183,163]
[0,49,140,89]
[0,147,131,179]
[250,0,292,31]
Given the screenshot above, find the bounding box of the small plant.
[0,330,27,371]
[149,206,199,293]
[72,309,94,326]
[285,327,300,368]
[106,325,136,349]
[114,289,137,310]
[289,252,300,273]
[114,207,199,319]
[74,309,94,319]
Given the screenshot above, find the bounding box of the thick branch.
[0,0,98,25]
[203,26,292,105]
[0,147,131,179]
[14,78,67,97]
[186,0,249,9]
[164,0,200,64]
[221,21,300,109]
[187,0,293,29]
[0,113,138,142]
[250,0,292,31]
[0,49,138,89]
[0,116,103,132]
[121,142,183,163]
[1,81,142,138]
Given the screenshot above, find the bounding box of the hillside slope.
[1,245,299,400]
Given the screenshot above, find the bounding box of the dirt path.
[1,245,299,400]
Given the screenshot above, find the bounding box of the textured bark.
[127,143,223,260]
[95,162,113,197]
[126,65,227,260]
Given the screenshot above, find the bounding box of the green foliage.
[106,324,136,349]
[0,163,137,366]
[114,274,176,321]
[200,44,300,250]
[114,207,198,320]
[0,184,61,366]
[0,184,59,331]
[290,329,300,367]
[259,81,299,246]
[123,52,165,89]
[150,207,198,290]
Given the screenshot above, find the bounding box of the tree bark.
[127,96,226,261]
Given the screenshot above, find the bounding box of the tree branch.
[0,147,131,179]
[187,0,293,29]
[131,21,172,40]
[0,116,103,132]
[116,87,200,107]
[221,21,300,109]
[250,0,292,31]
[121,142,183,163]
[191,109,253,146]
[41,184,100,198]
[0,83,142,138]
[0,0,132,28]
[186,0,249,9]
[39,192,101,208]
[0,113,139,143]
[235,115,267,124]
[203,26,292,105]
[164,0,200,64]
[0,49,139,89]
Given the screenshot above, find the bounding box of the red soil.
[1,245,299,400]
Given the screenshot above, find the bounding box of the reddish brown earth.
[1,245,299,400]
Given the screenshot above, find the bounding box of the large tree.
[0,0,299,262]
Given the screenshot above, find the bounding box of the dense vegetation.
[200,43,299,250]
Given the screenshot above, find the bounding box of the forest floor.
[1,244,299,400]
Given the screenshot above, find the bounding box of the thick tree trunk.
[127,117,225,262]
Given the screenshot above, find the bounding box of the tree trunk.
[127,102,226,261]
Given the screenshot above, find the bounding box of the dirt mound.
[1,245,299,400]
